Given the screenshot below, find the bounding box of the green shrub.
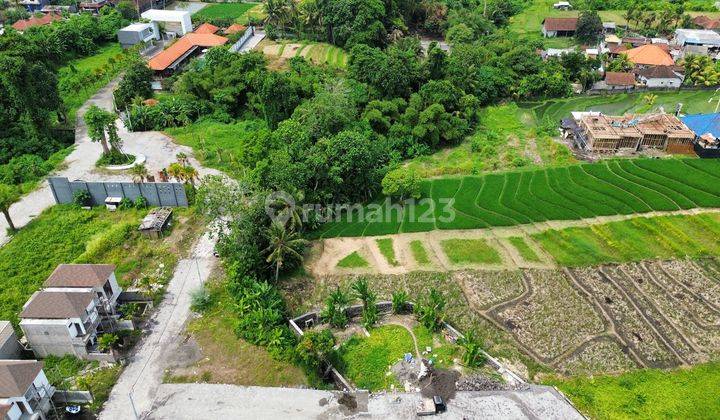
[190,286,214,313]
[97,333,119,352]
[73,190,92,207]
[391,291,408,314]
[118,197,133,210]
[134,195,148,209]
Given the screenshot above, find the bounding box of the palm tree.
[263,222,307,282]
[351,279,374,309]
[130,163,149,183]
[182,165,198,186]
[643,93,658,107]
[175,152,188,166]
[167,162,185,183]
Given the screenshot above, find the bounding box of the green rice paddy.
[313,158,720,238]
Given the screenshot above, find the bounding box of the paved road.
[0,78,221,247]
[146,384,584,419]
[100,230,217,420]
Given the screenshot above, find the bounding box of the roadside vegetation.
[43,356,122,413]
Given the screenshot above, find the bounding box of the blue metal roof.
[681,113,720,138]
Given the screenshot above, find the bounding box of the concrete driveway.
[144,384,584,419]
[0,78,221,246]
[100,230,217,420]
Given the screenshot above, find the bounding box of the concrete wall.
[49,177,188,207]
[20,322,81,359]
[0,323,22,359]
[53,390,93,404]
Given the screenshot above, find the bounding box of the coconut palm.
[167,162,185,182]
[351,279,375,309]
[175,152,188,165]
[183,165,198,185]
[643,93,658,107]
[263,222,307,282]
[130,163,149,183]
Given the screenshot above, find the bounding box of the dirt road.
[99,230,217,420]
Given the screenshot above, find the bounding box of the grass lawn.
[508,237,541,262]
[534,213,720,266]
[441,239,501,265]
[0,204,200,325]
[546,361,720,419]
[236,3,266,25]
[333,325,415,390]
[314,158,720,238]
[410,240,431,265]
[376,238,398,266]
[164,119,271,178]
[337,251,369,268]
[57,43,125,124]
[412,324,461,369]
[193,2,256,21]
[404,103,576,177]
[168,283,309,387]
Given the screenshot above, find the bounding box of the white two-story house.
[19,291,102,359]
[0,360,54,420]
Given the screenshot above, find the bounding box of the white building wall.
[643,77,682,88]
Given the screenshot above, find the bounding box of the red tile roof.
[693,15,720,29]
[44,264,115,288]
[194,22,219,34]
[11,13,62,31]
[542,17,578,32]
[625,44,674,66]
[605,72,636,86]
[224,24,247,34]
[148,33,228,71]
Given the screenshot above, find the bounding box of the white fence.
[230,26,255,53]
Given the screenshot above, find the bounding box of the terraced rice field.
[476,260,720,373]
[314,158,720,238]
[258,40,347,69]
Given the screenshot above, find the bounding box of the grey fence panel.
[49,178,73,204]
[173,183,188,205]
[105,182,124,198]
[87,183,108,206]
[48,177,188,207]
[121,183,142,201]
[139,183,161,207]
[157,183,178,206]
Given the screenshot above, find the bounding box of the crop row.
[316,158,720,238]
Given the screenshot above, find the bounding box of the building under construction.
[562,112,695,154]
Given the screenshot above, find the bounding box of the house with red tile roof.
[625,44,674,67]
[224,23,247,35]
[148,32,228,74]
[11,13,61,31]
[542,17,578,37]
[194,22,219,34]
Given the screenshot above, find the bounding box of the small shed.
[105,197,123,212]
[139,207,173,239]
